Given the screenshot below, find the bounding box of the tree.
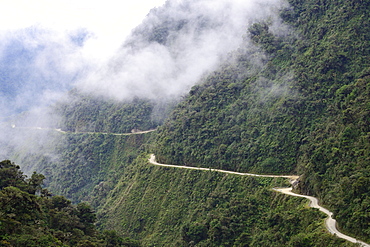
[0,160,27,191]
[27,172,45,194]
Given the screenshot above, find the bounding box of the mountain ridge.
[0,0,369,246]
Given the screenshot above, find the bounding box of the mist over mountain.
[1,0,369,246]
[0,27,90,116]
[77,0,289,101]
[0,0,289,163]
[0,0,289,118]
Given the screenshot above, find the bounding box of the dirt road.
[149,154,299,181]
[12,125,156,136]
[148,154,369,247]
[273,188,369,246]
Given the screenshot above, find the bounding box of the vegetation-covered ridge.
[6,122,155,206]
[0,160,139,246]
[54,90,161,134]
[154,0,370,242]
[5,90,161,205]
[45,131,155,205]
[96,155,355,246]
[149,154,370,246]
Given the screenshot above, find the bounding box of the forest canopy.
[0,160,139,247]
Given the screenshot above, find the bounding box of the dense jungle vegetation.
[2,0,369,246]
[54,90,160,134]
[47,132,154,205]
[0,160,139,246]
[154,0,370,242]
[7,127,155,205]
[96,155,355,246]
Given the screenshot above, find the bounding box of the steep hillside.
[0,160,140,247]
[153,0,370,242]
[96,156,353,246]
[47,132,154,204]
[2,0,369,245]
[5,94,158,204]
[55,90,160,133]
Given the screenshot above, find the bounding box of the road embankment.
[148,154,370,247]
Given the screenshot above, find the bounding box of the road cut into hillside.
[148,154,370,247]
[148,154,299,181]
[273,187,370,247]
[11,125,156,136]
[54,128,156,135]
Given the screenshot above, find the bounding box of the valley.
[0,0,369,246]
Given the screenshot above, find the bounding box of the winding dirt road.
[149,154,298,181]
[274,188,370,247]
[54,128,156,135]
[148,154,369,247]
[12,125,156,136]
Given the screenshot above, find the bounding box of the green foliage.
[0,160,27,191]
[55,91,159,134]
[0,161,137,246]
[96,156,353,246]
[45,132,154,204]
[101,230,140,247]
[152,0,370,242]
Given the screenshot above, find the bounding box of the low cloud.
[0,0,290,114]
[0,0,292,170]
[0,27,89,115]
[75,0,290,101]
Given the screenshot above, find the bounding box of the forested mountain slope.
[97,156,354,246]
[4,92,159,204]
[154,0,370,241]
[54,90,160,134]
[2,0,369,245]
[0,160,140,246]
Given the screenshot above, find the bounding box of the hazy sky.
[0,0,167,60]
[0,0,291,167]
[0,0,289,113]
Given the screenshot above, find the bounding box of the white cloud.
[76,0,289,101]
[0,0,168,115]
[0,0,167,62]
[0,0,290,111]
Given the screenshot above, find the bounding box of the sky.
[0,0,289,114]
[0,0,167,114]
[0,0,291,169]
[0,0,167,61]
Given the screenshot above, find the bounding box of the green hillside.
[47,132,154,205]
[5,94,159,204]
[96,156,353,246]
[0,160,139,247]
[55,90,160,134]
[2,0,369,246]
[153,0,370,241]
